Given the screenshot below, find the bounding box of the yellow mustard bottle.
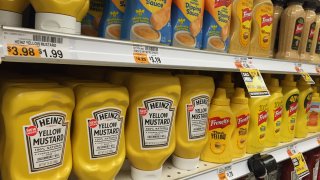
[0,0,29,26]
[126,73,181,180]
[248,0,273,57]
[172,75,214,170]
[200,88,235,164]
[308,87,320,132]
[72,83,129,179]
[295,78,313,138]
[280,74,299,142]
[1,85,75,179]
[265,78,283,147]
[218,73,235,98]
[230,88,250,158]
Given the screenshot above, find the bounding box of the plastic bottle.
[295,77,313,138]
[0,0,29,26]
[280,74,299,142]
[246,96,268,154]
[265,78,283,147]
[230,88,250,158]
[248,0,274,57]
[126,73,181,180]
[269,0,285,57]
[76,0,90,35]
[308,87,320,132]
[218,73,235,98]
[310,5,320,63]
[1,84,75,179]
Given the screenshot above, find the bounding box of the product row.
[0,68,319,180]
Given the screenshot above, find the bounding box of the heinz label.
[235,114,250,149]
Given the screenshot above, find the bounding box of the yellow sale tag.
[287,146,310,179]
[7,44,40,58]
[133,53,150,64]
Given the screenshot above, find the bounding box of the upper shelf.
[0,26,319,75]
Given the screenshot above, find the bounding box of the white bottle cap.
[0,10,22,27]
[131,166,162,180]
[35,13,77,34]
[172,155,200,170]
[75,21,81,35]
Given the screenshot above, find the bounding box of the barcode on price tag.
[133,45,161,64]
[295,63,315,84]
[287,145,310,179]
[217,165,233,180]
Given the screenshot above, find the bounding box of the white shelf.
[0,26,319,75]
[116,133,320,180]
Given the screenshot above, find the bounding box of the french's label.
[256,4,273,50]
[273,101,283,134]
[138,98,175,149]
[237,114,249,128]
[87,108,123,159]
[209,117,231,130]
[237,0,253,47]
[291,17,304,50]
[286,94,299,133]
[258,110,267,141]
[306,22,316,52]
[235,113,249,149]
[186,95,210,140]
[23,111,68,173]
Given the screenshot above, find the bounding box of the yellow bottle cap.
[281,74,297,87]
[213,88,230,106]
[219,73,234,88]
[268,78,282,92]
[231,88,248,104]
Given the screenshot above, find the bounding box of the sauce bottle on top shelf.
[299,0,317,62]
[248,0,274,58]
[276,0,305,61]
[218,73,235,98]
[0,0,29,27]
[311,5,320,63]
[307,87,320,132]
[229,0,254,55]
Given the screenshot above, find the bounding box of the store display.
[310,5,320,63]
[218,73,235,98]
[230,88,250,158]
[269,0,285,57]
[76,0,89,35]
[202,0,232,52]
[99,0,125,39]
[0,0,29,27]
[307,87,320,132]
[82,0,104,36]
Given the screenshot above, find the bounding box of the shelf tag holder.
[217,165,233,180]
[295,63,315,84]
[133,44,161,64]
[287,145,310,179]
[235,57,270,97]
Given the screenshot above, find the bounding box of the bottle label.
[208,116,231,154]
[235,114,250,149]
[291,17,304,50]
[305,93,312,113]
[186,95,210,141]
[286,94,299,133]
[138,97,175,149]
[306,22,316,52]
[273,101,283,134]
[237,0,253,47]
[87,108,123,159]
[316,29,320,54]
[23,111,68,173]
[256,4,273,50]
[308,102,320,127]
[258,110,268,142]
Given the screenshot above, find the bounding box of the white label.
[23,111,68,173]
[310,102,320,112]
[138,98,175,149]
[87,108,123,159]
[313,159,319,180]
[133,45,161,64]
[217,165,233,180]
[186,95,210,140]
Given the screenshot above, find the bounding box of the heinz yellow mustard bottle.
[72,83,129,179]
[280,74,299,142]
[230,88,250,158]
[126,73,181,180]
[172,75,214,170]
[265,78,283,147]
[218,73,235,98]
[295,78,313,138]
[308,87,320,132]
[1,84,74,179]
[201,88,235,164]
[246,96,268,154]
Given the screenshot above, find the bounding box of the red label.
[306,100,311,113]
[295,24,304,35]
[237,114,249,128]
[209,117,231,130]
[214,0,232,8]
[261,14,272,27]
[309,28,315,39]
[274,107,283,121]
[242,8,252,22]
[289,102,298,116]
[258,111,268,126]
[139,108,148,116]
[26,126,38,136]
[187,104,194,112]
[88,118,98,128]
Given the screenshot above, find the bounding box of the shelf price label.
[217,165,233,180]
[295,63,315,84]
[133,45,161,64]
[234,57,270,97]
[317,135,320,145]
[287,145,310,179]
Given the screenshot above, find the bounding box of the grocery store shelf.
[0,26,319,75]
[116,133,320,180]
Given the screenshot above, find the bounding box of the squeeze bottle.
[1,84,74,179]
[280,74,299,142]
[76,0,90,35]
[246,96,268,154]
[295,78,313,138]
[29,0,85,34]
[72,83,129,180]
[126,73,181,180]
[308,87,320,132]
[200,88,235,164]
[172,75,214,170]
[230,88,250,158]
[265,78,283,147]
[218,73,235,98]
[0,0,29,26]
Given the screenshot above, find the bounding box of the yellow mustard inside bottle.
[172,75,214,170]
[218,73,235,98]
[200,88,235,164]
[265,78,283,147]
[230,88,250,158]
[1,84,75,179]
[126,73,181,180]
[308,87,320,132]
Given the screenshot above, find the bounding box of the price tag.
[235,57,270,97]
[287,145,310,179]
[295,63,315,84]
[217,165,233,180]
[133,45,161,64]
[317,135,320,145]
[3,31,70,59]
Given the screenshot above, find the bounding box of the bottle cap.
[131,166,162,180]
[268,78,282,92]
[172,155,199,170]
[231,88,248,104]
[281,74,297,87]
[213,88,230,106]
[35,13,77,34]
[303,0,317,9]
[0,10,22,27]
[219,73,234,89]
[272,0,286,6]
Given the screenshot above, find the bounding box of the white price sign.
[133,45,161,64]
[217,165,233,180]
